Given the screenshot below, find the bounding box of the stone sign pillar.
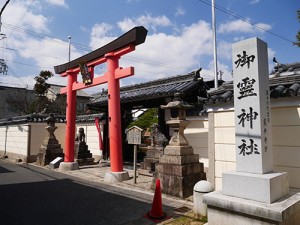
[222,38,288,204]
[203,38,300,225]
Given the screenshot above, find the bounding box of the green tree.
[34,70,53,96]
[295,10,300,47]
[128,108,158,130]
[33,70,53,113]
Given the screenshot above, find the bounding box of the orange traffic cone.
[144,178,167,221]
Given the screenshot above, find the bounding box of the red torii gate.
[54,27,147,182]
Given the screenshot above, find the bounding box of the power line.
[6,65,28,87]
[6,60,53,70]
[7,0,35,39]
[197,0,295,44]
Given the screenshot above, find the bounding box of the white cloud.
[89,23,115,49]
[46,0,68,8]
[117,14,172,33]
[2,1,49,32]
[217,40,232,60]
[175,6,185,17]
[117,20,213,82]
[0,0,82,89]
[250,0,260,4]
[89,17,215,83]
[218,19,272,34]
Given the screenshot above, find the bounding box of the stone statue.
[76,127,86,143]
[74,127,94,165]
[150,123,168,147]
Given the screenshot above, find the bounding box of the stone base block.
[203,191,300,225]
[159,154,199,165]
[76,152,93,159]
[137,168,153,177]
[153,172,205,198]
[140,158,158,172]
[223,171,289,204]
[36,147,64,166]
[145,149,163,158]
[49,157,63,169]
[155,163,203,176]
[164,145,194,156]
[59,162,79,171]
[104,171,130,183]
[75,158,95,166]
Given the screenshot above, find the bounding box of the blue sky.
[0,0,299,93]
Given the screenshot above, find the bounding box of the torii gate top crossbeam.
[54,26,147,75]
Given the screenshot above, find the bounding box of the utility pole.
[0,0,9,75]
[0,0,10,34]
[68,36,71,62]
[212,0,218,88]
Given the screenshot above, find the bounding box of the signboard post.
[126,126,142,184]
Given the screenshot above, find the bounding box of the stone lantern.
[152,93,206,198]
[36,113,64,166]
[162,92,193,146]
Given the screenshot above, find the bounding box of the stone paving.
[54,161,193,202]
[51,161,197,225]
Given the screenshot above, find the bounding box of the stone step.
[75,153,92,159]
[137,169,153,177]
[46,148,63,153]
[159,154,199,165]
[76,158,95,166]
[145,149,163,158]
[155,162,204,176]
[152,172,206,198]
[164,145,194,156]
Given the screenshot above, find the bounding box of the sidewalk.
[50,161,204,225]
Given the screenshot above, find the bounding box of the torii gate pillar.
[106,53,123,172]
[54,27,148,182]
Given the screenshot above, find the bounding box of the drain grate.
[173,206,191,213]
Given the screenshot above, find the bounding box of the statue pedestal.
[75,142,95,166]
[138,146,164,176]
[152,145,206,198]
[36,125,64,166]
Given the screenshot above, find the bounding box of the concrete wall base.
[59,162,79,171]
[104,171,129,183]
[203,191,300,225]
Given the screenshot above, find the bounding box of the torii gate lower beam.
[54,26,147,182]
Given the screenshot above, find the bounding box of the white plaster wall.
[0,121,103,161]
[0,125,29,157]
[212,106,300,190]
[185,116,209,168]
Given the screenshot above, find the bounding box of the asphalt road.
[0,159,178,225]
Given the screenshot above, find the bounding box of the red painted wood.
[60,45,137,172]
[64,72,77,162]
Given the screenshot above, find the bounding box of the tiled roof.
[205,62,300,104]
[0,113,105,126]
[48,84,91,98]
[88,71,218,109]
